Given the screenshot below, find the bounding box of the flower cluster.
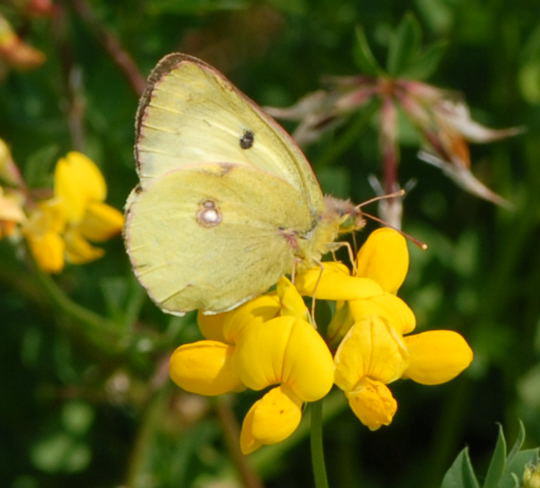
[0,141,123,272]
[169,228,473,452]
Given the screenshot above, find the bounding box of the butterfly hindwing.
[125,162,314,314]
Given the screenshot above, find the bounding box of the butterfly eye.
[197,200,222,227]
[239,130,254,149]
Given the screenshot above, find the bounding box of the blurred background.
[0,0,539,487]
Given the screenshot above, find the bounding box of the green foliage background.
[1,0,539,487]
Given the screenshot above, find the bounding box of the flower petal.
[296,262,383,300]
[63,229,104,264]
[418,149,512,208]
[169,340,243,395]
[0,189,25,223]
[198,293,281,343]
[355,228,409,293]
[197,311,227,342]
[27,231,65,273]
[236,316,334,401]
[437,99,523,143]
[276,276,309,320]
[403,330,473,385]
[54,152,106,222]
[79,202,123,242]
[240,386,302,454]
[346,377,397,431]
[334,316,409,392]
[0,138,24,187]
[349,293,416,334]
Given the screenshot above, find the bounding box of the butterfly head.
[322,196,366,234]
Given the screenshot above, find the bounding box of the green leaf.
[387,12,422,76]
[353,26,384,76]
[507,420,526,465]
[401,40,447,80]
[441,447,480,488]
[483,424,507,488]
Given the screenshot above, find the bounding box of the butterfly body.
[125,54,363,315]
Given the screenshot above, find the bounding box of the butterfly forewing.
[135,53,324,216]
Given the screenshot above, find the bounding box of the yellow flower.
[169,228,474,450]
[0,138,24,187]
[169,292,280,396]
[169,278,334,454]
[334,315,473,430]
[240,385,303,455]
[348,228,416,335]
[236,314,334,454]
[297,228,415,344]
[0,186,25,239]
[296,228,473,430]
[169,279,288,398]
[23,152,124,273]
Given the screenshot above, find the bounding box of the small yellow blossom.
[23,152,123,273]
[402,330,474,385]
[240,385,302,454]
[299,228,415,344]
[334,315,472,430]
[169,278,334,454]
[296,228,473,430]
[0,186,25,239]
[169,340,243,396]
[168,228,474,451]
[0,138,24,187]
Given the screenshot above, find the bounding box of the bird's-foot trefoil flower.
[169,277,334,454]
[168,227,473,452]
[0,141,124,272]
[23,152,124,272]
[297,227,473,430]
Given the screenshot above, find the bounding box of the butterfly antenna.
[355,189,406,209]
[361,211,428,250]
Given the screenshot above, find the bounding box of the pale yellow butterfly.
[124,53,364,315]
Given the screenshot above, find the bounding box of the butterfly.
[124,53,365,316]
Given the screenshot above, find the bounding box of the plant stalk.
[310,400,330,488]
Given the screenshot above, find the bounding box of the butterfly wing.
[125,162,314,315]
[135,53,323,216]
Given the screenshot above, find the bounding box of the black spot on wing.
[239,130,254,149]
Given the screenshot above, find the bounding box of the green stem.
[125,384,172,488]
[30,261,125,355]
[310,400,330,488]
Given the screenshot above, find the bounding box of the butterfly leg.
[308,260,326,326]
[333,240,357,274]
